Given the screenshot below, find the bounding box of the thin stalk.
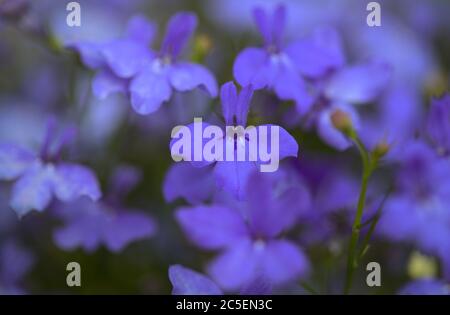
[344,136,375,294]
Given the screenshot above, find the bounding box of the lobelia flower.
[170,81,298,200]
[53,165,156,253]
[0,117,101,217]
[377,140,450,279]
[175,171,310,291]
[287,26,391,150]
[426,92,450,156]
[233,4,313,114]
[72,12,218,115]
[298,162,360,246]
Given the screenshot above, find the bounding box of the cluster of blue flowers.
[0,0,449,295]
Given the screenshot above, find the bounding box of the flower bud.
[372,141,390,159]
[331,109,353,136]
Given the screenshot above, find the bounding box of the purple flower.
[169,265,223,295]
[426,93,450,156]
[169,82,298,200]
[53,166,156,253]
[291,27,391,151]
[377,141,450,274]
[175,171,309,291]
[399,278,449,295]
[72,13,218,115]
[0,118,101,217]
[233,4,313,114]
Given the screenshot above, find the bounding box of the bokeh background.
[0,0,449,294]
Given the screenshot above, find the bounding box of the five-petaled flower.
[233,4,313,114]
[0,117,101,217]
[175,171,310,291]
[72,12,218,115]
[53,165,156,252]
[169,81,298,200]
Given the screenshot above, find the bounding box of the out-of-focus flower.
[398,278,450,295]
[175,172,309,291]
[170,82,298,200]
[72,12,218,115]
[53,165,156,253]
[169,265,223,295]
[426,93,450,156]
[0,117,101,217]
[377,140,450,276]
[296,27,390,151]
[233,4,313,114]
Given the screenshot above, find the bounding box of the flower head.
[0,118,101,217]
[233,4,313,114]
[72,13,218,115]
[53,165,156,252]
[175,171,309,290]
[169,82,298,200]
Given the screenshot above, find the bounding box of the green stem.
[344,136,375,294]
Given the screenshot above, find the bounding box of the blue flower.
[72,13,218,115]
[294,27,391,151]
[0,118,101,217]
[377,140,450,277]
[53,165,156,252]
[233,4,313,114]
[175,171,309,291]
[169,81,298,200]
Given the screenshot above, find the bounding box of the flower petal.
[68,42,104,69]
[161,12,197,58]
[256,124,298,161]
[208,239,258,290]
[126,14,157,45]
[285,27,345,78]
[233,47,269,89]
[101,39,153,78]
[10,163,54,217]
[0,143,36,180]
[92,69,128,100]
[129,68,172,115]
[169,265,223,295]
[272,57,314,114]
[102,211,156,252]
[53,163,101,202]
[175,205,248,250]
[53,213,102,252]
[246,172,306,238]
[325,61,392,104]
[214,160,258,200]
[260,240,309,285]
[169,62,218,97]
[220,81,238,125]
